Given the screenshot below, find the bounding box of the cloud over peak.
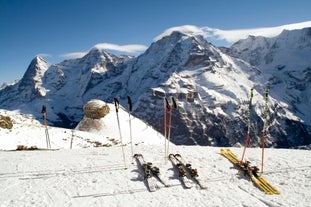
[202,21,311,44]
[93,43,147,53]
[61,43,148,59]
[155,21,311,46]
[60,21,311,60]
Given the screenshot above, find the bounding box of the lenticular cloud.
[201,21,311,44]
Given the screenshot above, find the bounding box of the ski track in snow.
[0,146,310,207]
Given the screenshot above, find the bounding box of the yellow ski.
[220,148,280,195]
[257,176,280,194]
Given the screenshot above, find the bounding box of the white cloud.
[60,52,87,59]
[154,21,311,46]
[154,25,205,41]
[93,43,147,53]
[60,21,311,60]
[202,21,311,44]
[36,53,52,58]
[60,43,148,59]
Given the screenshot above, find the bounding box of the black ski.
[172,154,207,189]
[149,164,170,188]
[134,154,169,191]
[169,154,193,189]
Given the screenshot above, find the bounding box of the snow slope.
[0,109,311,207]
[0,103,164,150]
[0,146,310,207]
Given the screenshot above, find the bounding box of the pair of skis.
[134,154,170,192]
[169,154,206,189]
[113,96,133,169]
[220,148,280,194]
[164,96,177,163]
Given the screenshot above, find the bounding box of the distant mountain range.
[0,27,310,148]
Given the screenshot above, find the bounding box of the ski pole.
[261,87,269,173]
[167,97,177,158]
[127,96,133,159]
[164,97,170,163]
[114,98,127,169]
[240,88,253,165]
[41,105,51,149]
[70,130,74,149]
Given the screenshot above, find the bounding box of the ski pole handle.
[114,98,120,113]
[171,97,177,109]
[165,97,170,110]
[127,96,132,112]
[41,105,46,114]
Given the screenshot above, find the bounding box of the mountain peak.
[86,47,112,59]
[17,55,50,100]
[21,56,50,82]
[34,55,47,62]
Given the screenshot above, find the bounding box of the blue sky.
[0,0,310,84]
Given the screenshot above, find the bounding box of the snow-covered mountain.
[228,28,311,123]
[0,28,310,148]
[225,27,311,147]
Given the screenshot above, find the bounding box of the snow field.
[0,145,310,207]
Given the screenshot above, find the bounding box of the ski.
[220,148,280,194]
[169,154,193,189]
[134,154,158,192]
[134,154,169,191]
[149,164,171,188]
[173,154,207,189]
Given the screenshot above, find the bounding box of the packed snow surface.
[0,146,310,207]
[0,109,310,207]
